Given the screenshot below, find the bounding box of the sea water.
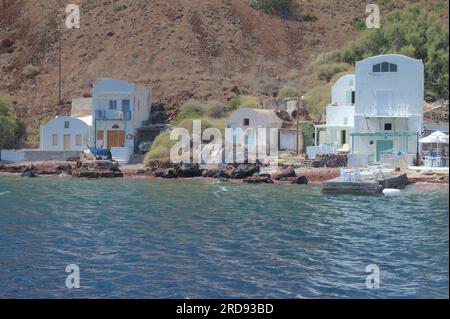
[0,176,448,298]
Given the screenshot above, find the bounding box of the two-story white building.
[314,74,355,153]
[92,79,152,163]
[351,55,423,162]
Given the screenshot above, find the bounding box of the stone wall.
[1,150,81,163]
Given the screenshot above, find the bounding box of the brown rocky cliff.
[0,0,447,146]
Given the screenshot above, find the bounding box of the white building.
[226,108,303,153]
[40,116,89,151]
[314,74,355,154]
[226,108,282,149]
[352,54,424,162]
[92,79,152,163]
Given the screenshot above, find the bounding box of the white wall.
[40,116,89,151]
[355,54,424,119]
[326,106,355,127]
[353,55,424,159]
[332,74,355,106]
[93,79,151,151]
[1,150,25,162]
[226,109,282,151]
[280,130,303,152]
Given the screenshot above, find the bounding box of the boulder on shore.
[231,164,259,179]
[153,168,178,179]
[275,166,296,180]
[21,166,37,178]
[291,176,309,185]
[175,163,203,178]
[243,175,274,184]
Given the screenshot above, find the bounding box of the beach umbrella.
[419,131,449,166]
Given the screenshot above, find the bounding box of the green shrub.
[143,132,175,164]
[325,4,448,99]
[227,98,240,112]
[304,84,331,120]
[0,95,18,149]
[144,145,171,164]
[239,95,262,109]
[201,101,226,119]
[317,62,353,82]
[300,122,315,152]
[174,100,204,123]
[278,87,300,98]
[22,64,39,78]
[352,19,367,31]
[250,0,296,17]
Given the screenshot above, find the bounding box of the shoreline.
[1,161,449,185]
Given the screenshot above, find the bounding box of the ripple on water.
[0,176,448,298]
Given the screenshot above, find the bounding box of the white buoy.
[383,188,402,197]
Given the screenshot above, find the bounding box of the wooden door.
[63,135,71,151]
[107,131,125,149]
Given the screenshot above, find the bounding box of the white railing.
[364,105,409,117]
[95,110,131,120]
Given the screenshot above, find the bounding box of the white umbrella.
[419,131,449,166]
[419,131,449,144]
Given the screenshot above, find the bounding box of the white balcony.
[95,110,131,121]
[363,105,410,118]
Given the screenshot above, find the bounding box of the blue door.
[376,140,393,161]
[122,100,131,120]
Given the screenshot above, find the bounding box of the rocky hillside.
[0,0,448,146]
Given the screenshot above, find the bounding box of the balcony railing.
[364,105,409,117]
[95,110,132,120]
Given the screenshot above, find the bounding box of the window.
[370,141,374,145]
[52,134,58,146]
[109,100,118,110]
[243,118,250,126]
[384,123,393,131]
[64,121,70,129]
[76,135,82,146]
[112,124,120,129]
[97,130,104,141]
[96,110,106,118]
[373,62,398,73]
[351,91,356,105]
[390,63,397,72]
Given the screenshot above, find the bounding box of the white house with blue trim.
[352,54,424,162]
[92,79,152,163]
[314,74,356,152]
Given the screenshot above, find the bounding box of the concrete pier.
[322,173,408,194]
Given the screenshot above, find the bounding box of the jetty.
[322,172,408,194]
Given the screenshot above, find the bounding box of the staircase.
[128,153,146,165]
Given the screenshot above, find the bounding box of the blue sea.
[0,175,448,298]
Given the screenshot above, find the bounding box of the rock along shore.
[1,161,448,185]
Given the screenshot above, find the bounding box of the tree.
[317,4,449,100]
[0,95,18,149]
